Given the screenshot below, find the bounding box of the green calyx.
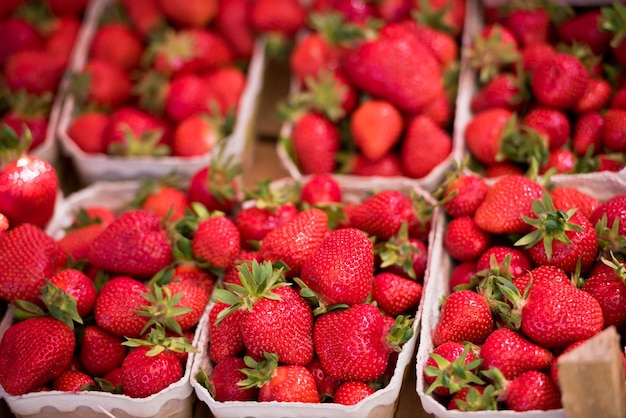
[375,222,420,280]
[212,259,290,324]
[515,193,584,261]
[107,125,170,157]
[595,214,626,259]
[469,24,521,84]
[452,384,499,411]
[600,3,626,48]
[123,323,197,356]
[424,343,484,395]
[386,314,415,351]
[238,352,279,390]
[0,123,32,166]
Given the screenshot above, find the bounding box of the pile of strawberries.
[422,170,626,411]
[0,0,86,156]
[0,160,435,406]
[279,0,464,182]
[464,0,626,177]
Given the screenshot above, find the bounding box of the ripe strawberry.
[371,272,423,316]
[447,385,494,411]
[46,0,88,16]
[202,66,246,117]
[46,16,81,63]
[350,100,403,161]
[349,190,414,241]
[530,52,590,110]
[290,111,341,174]
[301,227,374,307]
[441,173,489,218]
[314,303,411,381]
[582,257,626,329]
[156,0,218,28]
[540,148,577,174]
[120,0,166,38]
[0,125,59,229]
[121,345,183,398]
[191,214,241,269]
[0,316,75,395]
[573,78,612,114]
[187,156,240,214]
[602,109,626,152]
[162,277,209,331]
[523,107,570,151]
[288,31,343,83]
[0,223,63,304]
[249,0,307,38]
[350,153,404,177]
[432,290,494,347]
[94,276,150,338]
[423,342,481,397]
[260,208,328,277]
[79,325,127,377]
[67,111,109,154]
[171,264,215,297]
[470,73,527,113]
[48,269,97,318]
[556,9,610,56]
[58,223,108,263]
[571,111,604,157]
[449,261,477,292]
[521,42,556,74]
[171,114,223,157]
[305,356,341,401]
[468,23,519,83]
[300,174,342,206]
[89,23,143,70]
[4,49,66,95]
[550,186,600,218]
[79,59,133,108]
[208,301,245,363]
[207,356,258,401]
[334,381,376,405]
[501,371,562,412]
[464,108,516,166]
[215,260,315,365]
[589,195,626,249]
[52,370,95,392]
[214,0,255,59]
[474,175,544,235]
[342,20,444,114]
[475,246,531,279]
[479,328,554,381]
[135,181,189,222]
[444,216,491,262]
[0,18,44,67]
[158,73,215,124]
[87,210,173,279]
[376,222,428,281]
[400,115,452,179]
[504,3,550,47]
[515,193,598,273]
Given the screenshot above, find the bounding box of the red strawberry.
[463,108,516,166]
[314,303,410,381]
[208,356,258,401]
[0,223,63,304]
[93,276,150,338]
[121,345,183,398]
[333,381,375,405]
[341,21,444,114]
[449,261,477,292]
[349,190,414,241]
[523,107,570,151]
[52,370,95,392]
[412,0,466,38]
[156,0,218,28]
[0,125,59,229]
[305,356,341,401]
[137,182,189,222]
[443,216,491,262]
[530,52,590,110]
[432,290,494,346]
[376,223,428,281]
[0,316,75,395]
[260,208,328,277]
[573,78,612,114]
[540,149,576,175]
[474,175,544,235]
[602,109,626,152]
[291,111,341,175]
[4,49,66,95]
[582,257,626,329]
[301,227,374,307]
[289,31,343,83]
[67,111,109,154]
[191,214,241,269]
[249,0,307,38]
[501,371,562,412]
[475,246,531,279]
[46,0,88,16]
[504,4,550,47]
[350,100,403,161]
[48,268,97,318]
[87,210,173,279]
[214,0,255,59]
[163,277,209,331]
[300,174,342,206]
[46,16,81,62]
[350,153,404,177]
[521,42,556,74]
[423,342,481,397]
[120,0,166,38]
[571,111,604,157]
[208,301,245,363]
[202,67,246,117]
[79,325,127,377]
[479,328,554,381]
[470,73,527,113]
[103,106,172,156]
[58,223,108,263]
[550,186,600,219]
[400,115,452,179]
[0,18,44,67]
[79,59,133,108]
[187,157,240,214]
[89,23,143,70]
[371,272,423,316]
[171,114,222,157]
[468,24,519,83]
[556,9,610,56]
[441,173,489,218]
[161,73,216,124]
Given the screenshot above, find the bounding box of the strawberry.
[0,18,43,66]
[52,370,95,392]
[45,16,81,62]
[305,356,341,401]
[432,290,494,347]
[79,325,127,377]
[314,303,412,381]
[171,113,223,157]
[589,195,626,249]
[87,210,173,279]
[249,0,307,38]
[371,272,423,316]
[447,385,495,411]
[573,77,612,114]
[582,257,626,329]
[79,59,133,108]
[67,111,109,154]
[540,149,577,175]
[202,66,246,117]
[515,193,598,273]
[121,345,183,398]
[89,23,143,70]
[350,153,404,177]
[412,0,465,37]
[571,111,604,157]
[160,277,209,332]
[239,353,320,403]
[349,189,414,241]
[463,108,515,166]
[470,73,527,114]
[214,0,255,59]
[333,381,375,405]
[557,9,610,56]
[159,73,216,123]
[0,125,59,229]
[530,52,590,110]
[300,174,342,206]
[468,23,519,84]
[288,30,343,83]
[1,90,51,153]
[214,260,315,365]
[474,175,544,235]
[504,2,550,47]
[48,268,97,318]
[423,342,482,397]
[342,20,444,114]
[206,356,258,401]
[522,107,570,151]
[0,223,63,304]
[475,246,531,279]
[444,216,491,262]
[0,316,75,395]
[500,371,562,412]
[290,111,341,175]
[602,109,626,152]
[187,156,240,214]
[93,276,151,338]
[190,213,241,269]
[260,208,328,277]
[376,223,428,281]
[135,181,189,222]
[411,22,458,68]
[521,42,556,74]
[479,328,554,381]
[207,301,245,363]
[4,49,66,95]
[300,227,374,307]
[550,186,601,219]
[440,173,489,218]
[156,0,218,28]
[350,100,403,161]
[58,223,108,263]
[449,261,477,292]
[400,115,452,179]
